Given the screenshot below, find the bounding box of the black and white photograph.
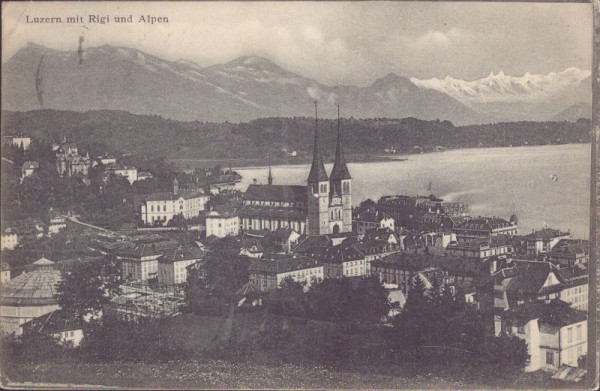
[0,0,597,389]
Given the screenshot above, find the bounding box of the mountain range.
[1,43,591,125]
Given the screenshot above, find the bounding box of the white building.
[249,254,325,292]
[118,244,163,281]
[1,228,18,250]
[501,300,587,372]
[206,206,240,238]
[106,164,138,184]
[10,135,31,150]
[157,247,205,286]
[21,310,84,347]
[21,161,39,179]
[140,179,209,226]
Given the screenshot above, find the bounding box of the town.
[0,107,590,386]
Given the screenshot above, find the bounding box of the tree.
[56,256,122,321]
[184,237,251,315]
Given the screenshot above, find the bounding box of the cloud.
[410,67,591,103]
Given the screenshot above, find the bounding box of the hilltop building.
[238,104,352,236]
[55,142,91,177]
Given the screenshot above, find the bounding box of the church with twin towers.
[238,103,352,236]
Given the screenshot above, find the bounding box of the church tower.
[329,105,352,233]
[307,102,330,236]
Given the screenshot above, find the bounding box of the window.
[546,351,554,365]
[517,325,525,334]
[576,325,582,341]
[567,327,573,343]
[151,205,154,212]
[163,205,166,212]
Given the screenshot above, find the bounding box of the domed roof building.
[0,257,62,335]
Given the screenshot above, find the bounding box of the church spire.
[267,154,273,185]
[307,101,328,183]
[330,104,351,181]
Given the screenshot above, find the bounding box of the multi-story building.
[157,247,205,286]
[453,216,518,243]
[140,179,209,225]
[8,134,31,150]
[55,143,91,177]
[118,244,163,281]
[1,227,18,250]
[523,228,571,256]
[304,243,367,278]
[353,210,395,235]
[249,254,325,292]
[445,235,513,259]
[105,163,138,184]
[206,205,240,238]
[500,299,587,372]
[547,239,588,267]
[558,264,588,311]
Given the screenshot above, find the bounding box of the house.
[523,228,571,256]
[20,310,84,347]
[47,210,67,236]
[105,163,138,184]
[140,179,210,226]
[157,247,206,286]
[249,254,325,292]
[96,154,117,166]
[1,262,11,284]
[547,239,589,267]
[137,171,153,181]
[21,161,39,179]
[9,134,31,150]
[118,244,163,281]
[500,299,587,372]
[304,243,367,278]
[453,216,518,243]
[353,210,395,235]
[445,235,513,259]
[238,238,264,259]
[55,143,91,177]
[558,264,588,311]
[206,205,240,238]
[1,227,18,250]
[271,228,302,253]
[0,258,62,335]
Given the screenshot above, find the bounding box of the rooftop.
[244,184,306,204]
[504,299,587,328]
[0,258,61,306]
[21,309,82,334]
[523,228,570,241]
[250,254,322,274]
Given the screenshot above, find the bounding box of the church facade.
[238,104,352,236]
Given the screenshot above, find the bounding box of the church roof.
[307,105,329,183]
[330,109,351,181]
[244,184,306,204]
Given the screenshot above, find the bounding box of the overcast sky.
[2,1,592,86]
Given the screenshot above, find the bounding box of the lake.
[235,144,591,239]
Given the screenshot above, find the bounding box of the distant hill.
[1,110,591,164]
[551,102,592,122]
[1,44,482,125]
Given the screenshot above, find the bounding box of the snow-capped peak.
[411,67,591,104]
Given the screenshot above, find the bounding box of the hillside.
[1,44,481,125]
[1,110,591,164]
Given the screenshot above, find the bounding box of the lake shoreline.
[169,142,590,170]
